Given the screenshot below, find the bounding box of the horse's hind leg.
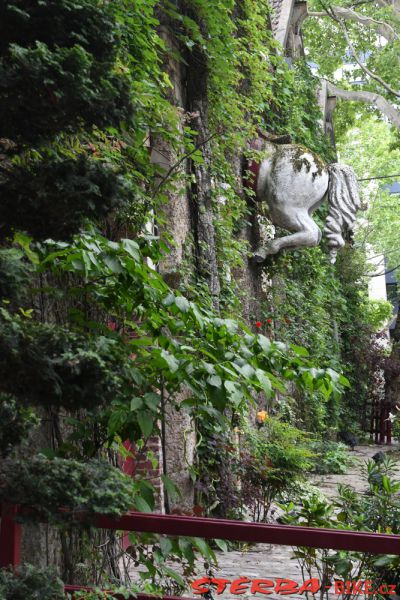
[254,214,321,262]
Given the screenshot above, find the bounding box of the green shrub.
[0,456,136,523]
[0,43,132,143]
[224,419,313,521]
[0,249,32,302]
[310,440,352,474]
[0,0,132,143]
[0,564,65,600]
[0,0,117,61]
[364,299,394,332]
[0,312,138,411]
[393,418,400,442]
[0,394,39,457]
[0,154,132,240]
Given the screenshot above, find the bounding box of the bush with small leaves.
[0,0,117,60]
[0,154,132,240]
[0,248,32,302]
[0,394,39,457]
[310,440,352,474]
[280,458,400,591]
[0,456,136,523]
[0,43,132,143]
[0,312,138,411]
[0,564,65,600]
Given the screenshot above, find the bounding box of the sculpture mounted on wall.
[248,137,361,263]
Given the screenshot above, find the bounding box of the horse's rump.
[253,141,361,262]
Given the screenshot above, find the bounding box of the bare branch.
[338,21,400,97]
[307,5,398,40]
[326,82,400,129]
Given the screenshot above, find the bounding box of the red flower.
[255,321,262,328]
[267,318,272,324]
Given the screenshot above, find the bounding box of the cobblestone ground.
[126,445,400,600]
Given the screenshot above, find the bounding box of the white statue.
[250,139,361,263]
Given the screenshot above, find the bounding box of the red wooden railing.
[1,504,400,597]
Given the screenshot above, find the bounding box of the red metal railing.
[1,504,400,597]
[64,585,194,600]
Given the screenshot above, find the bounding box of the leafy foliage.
[0,456,137,523]
[0,248,32,303]
[264,245,373,431]
[124,530,219,596]
[0,309,140,413]
[238,420,314,521]
[0,42,132,144]
[0,0,132,143]
[0,0,376,592]
[0,0,118,60]
[310,440,352,475]
[303,0,400,129]
[26,231,345,418]
[196,417,314,521]
[337,116,400,271]
[0,564,65,600]
[0,394,39,457]
[266,61,336,162]
[0,153,133,241]
[365,299,394,332]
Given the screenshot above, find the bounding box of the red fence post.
[0,503,22,568]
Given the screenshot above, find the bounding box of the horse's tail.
[324,163,361,262]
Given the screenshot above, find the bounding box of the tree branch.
[339,21,400,97]
[369,262,400,277]
[307,5,398,40]
[326,82,400,129]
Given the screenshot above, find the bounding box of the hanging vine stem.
[160,375,170,514]
[150,130,221,199]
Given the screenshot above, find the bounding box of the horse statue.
[248,135,362,263]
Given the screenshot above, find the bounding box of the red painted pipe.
[65,584,194,600]
[91,511,400,556]
[3,505,400,578]
[0,504,22,568]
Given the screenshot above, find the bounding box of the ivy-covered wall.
[0,0,383,592]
